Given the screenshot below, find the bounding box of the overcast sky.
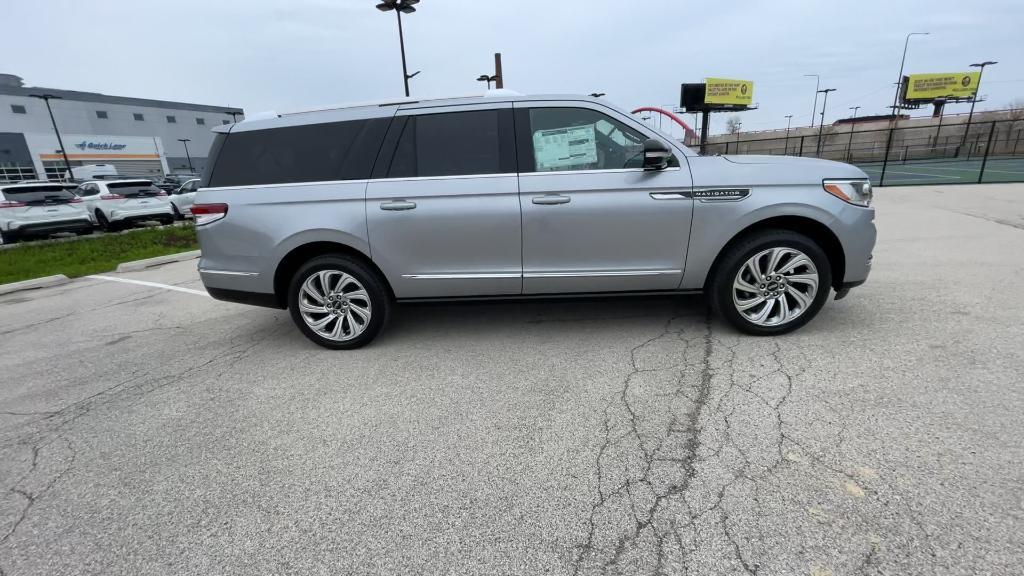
[7,0,1023,135]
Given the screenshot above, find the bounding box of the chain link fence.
[704,116,1024,186]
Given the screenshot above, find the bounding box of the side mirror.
[642,139,672,171]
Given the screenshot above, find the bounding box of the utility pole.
[784,114,794,154]
[493,52,503,89]
[962,61,997,150]
[804,74,820,127]
[816,88,837,157]
[376,0,421,97]
[890,32,929,120]
[177,139,194,173]
[847,107,861,162]
[29,94,72,180]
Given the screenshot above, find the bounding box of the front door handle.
[532,194,571,205]
[380,200,417,211]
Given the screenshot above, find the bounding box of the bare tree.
[1008,99,1024,123]
[725,115,743,134]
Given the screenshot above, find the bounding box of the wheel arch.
[702,215,845,292]
[273,241,394,308]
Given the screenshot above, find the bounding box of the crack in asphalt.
[0,315,287,563]
[569,313,940,575]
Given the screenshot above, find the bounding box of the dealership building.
[0,73,243,182]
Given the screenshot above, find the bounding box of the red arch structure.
[631,106,698,142]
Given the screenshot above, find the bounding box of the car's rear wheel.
[95,210,117,232]
[709,229,832,335]
[287,255,390,349]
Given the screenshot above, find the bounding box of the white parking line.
[88,275,211,297]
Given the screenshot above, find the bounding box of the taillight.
[156,191,167,197]
[68,197,83,204]
[0,200,27,209]
[191,203,228,225]
[100,193,124,200]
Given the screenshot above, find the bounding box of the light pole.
[376,0,421,97]
[476,74,497,89]
[890,32,929,120]
[816,88,837,156]
[29,94,72,181]
[784,114,793,154]
[804,74,820,127]
[177,139,194,174]
[229,111,242,123]
[962,61,997,149]
[847,106,861,161]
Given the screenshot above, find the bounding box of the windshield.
[1,185,78,204]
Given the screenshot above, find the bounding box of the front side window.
[387,109,505,178]
[523,107,649,173]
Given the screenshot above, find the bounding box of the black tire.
[287,255,390,350]
[0,230,15,244]
[95,210,117,232]
[158,216,175,226]
[709,229,832,336]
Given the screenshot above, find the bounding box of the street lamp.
[589,92,606,98]
[804,74,820,127]
[177,139,194,174]
[376,0,421,97]
[784,114,794,154]
[476,74,497,89]
[963,60,997,148]
[890,32,929,120]
[847,107,861,162]
[29,94,72,181]
[816,88,837,156]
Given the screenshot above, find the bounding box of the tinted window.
[208,118,390,187]
[388,110,503,178]
[2,185,76,203]
[521,108,651,173]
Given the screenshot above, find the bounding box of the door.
[366,104,521,298]
[515,103,694,294]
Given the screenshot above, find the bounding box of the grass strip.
[0,226,198,285]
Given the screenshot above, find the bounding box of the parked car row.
[0,176,200,243]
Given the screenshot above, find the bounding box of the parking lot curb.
[0,274,70,296]
[116,250,201,272]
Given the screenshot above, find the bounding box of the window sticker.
[532,124,597,171]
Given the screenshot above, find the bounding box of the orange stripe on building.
[39,153,161,160]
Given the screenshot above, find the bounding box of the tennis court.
[852,157,1024,186]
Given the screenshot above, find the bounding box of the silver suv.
[194,93,875,349]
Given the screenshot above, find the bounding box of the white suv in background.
[75,179,174,231]
[0,182,93,243]
[169,178,200,219]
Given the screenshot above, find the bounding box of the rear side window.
[208,118,390,188]
[1,185,76,203]
[387,109,511,178]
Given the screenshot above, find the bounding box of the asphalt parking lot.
[1,183,1022,575]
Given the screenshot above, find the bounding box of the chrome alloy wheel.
[732,247,819,327]
[298,270,372,342]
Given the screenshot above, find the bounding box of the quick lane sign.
[904,72,980,100]
[704,78,754,106]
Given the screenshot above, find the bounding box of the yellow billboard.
[905,72,981,100]
[705,78,754,106]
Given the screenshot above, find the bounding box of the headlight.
[823,179,872,207]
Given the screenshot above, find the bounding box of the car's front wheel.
[709,229,832,335]
[287,255,390,349]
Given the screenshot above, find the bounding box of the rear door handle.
[380,200,417,211]
[532,194,571,205]
[649,192,689,200]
